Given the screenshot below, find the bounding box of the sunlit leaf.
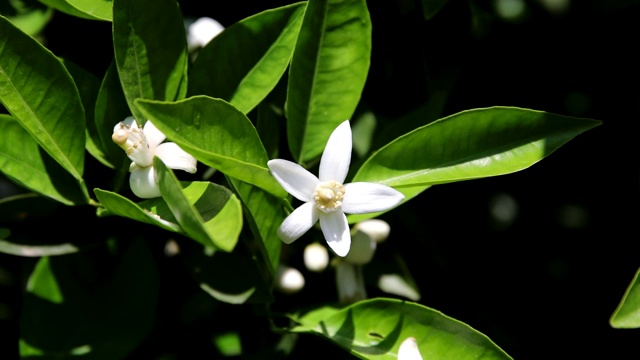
[286,0,371,164]
[155,158,243,252]
[136,96,287,198]
[112,0,188,121]
[0,15,86,180]
[290,298,513,359]
[0,115,87,205]
[93,188,182,233]
[611,266,640,328]
[20,240,160,359]
[39,0,111,21]
[188,2,305,114]
[4,1,53,35]
[353,107,602,188]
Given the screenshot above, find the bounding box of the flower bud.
[274,265,305,294]
[353,219,390,243]
[304,242,329,272]
[343,230,376,265]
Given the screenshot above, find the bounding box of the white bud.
[335,262,366,304]
[187,17,224,49]
[274,265,305,294]
[304,242,329,272]
[343,230,376,265]
[398,337,422,360]
[353,219,390,243]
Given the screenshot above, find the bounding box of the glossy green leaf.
[155,158,243,252]
[20,240,159,359]
[0,15,86,180]
[290,298,513,360]
[353,107,602,187]
[0,115,87,205]
[93,188,182,233]
[112,0,188,121]
[610,266,640,328]
[188,2,305,114]
[94,60,134,171]
[38,0,111,21]
[227,177,286,275]
[286,0,371,164]
[136,96,287,198]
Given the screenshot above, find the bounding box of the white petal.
[342,182,404,214]
[268,159,319,202]
[129,166,161,198]
[143,120,167,148]
[319,211,350,257]
[187,17,225,49]
[277,202,319,244]
[155,143,197,173]
[398,337,423,360]
[319,120,351,183]
[121,116,138,129]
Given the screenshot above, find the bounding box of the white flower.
[187,16,224,50]
[398,337,423,360]
[112,116,197,198]
[267,120,404,257]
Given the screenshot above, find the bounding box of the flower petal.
[398,337,423,360]
[319,120,351,183]
[277,202,319,244]
[155,143,197,173]
[268,159,319,202]
[129,166,161,198]
[342,182,405,214]
[319,211,350,257]
[143,120,167,148]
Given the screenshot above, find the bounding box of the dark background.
[2,0,640,359]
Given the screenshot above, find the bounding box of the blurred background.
[1,0,640,358]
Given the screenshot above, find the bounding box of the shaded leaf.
[112,0,188,121]
[286,0,371,164]
[20,240,159,359]
[0,15,86,180]
[188,2,305,114]
[290,298,513,359]
[136,96,287,198]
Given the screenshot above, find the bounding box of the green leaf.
[610,266,640,328]
[112,0,188,121]
[20,239,160,359]
[38,0,112,21]
[290,298,513,360]
[60,58,112,168]
[94,60,134,171]
[353,107,602,187]
[4,2,53,35]
[188,2,305,114]
[0,115,87,205]
[155,158,243,252]
[0,15,86,180]
[136,96,287,198]
[286,0,371,164]
[227,177,286,275]
[93,188,182,233]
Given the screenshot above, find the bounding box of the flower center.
[313,180,345,213]
[112,121,154,168]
